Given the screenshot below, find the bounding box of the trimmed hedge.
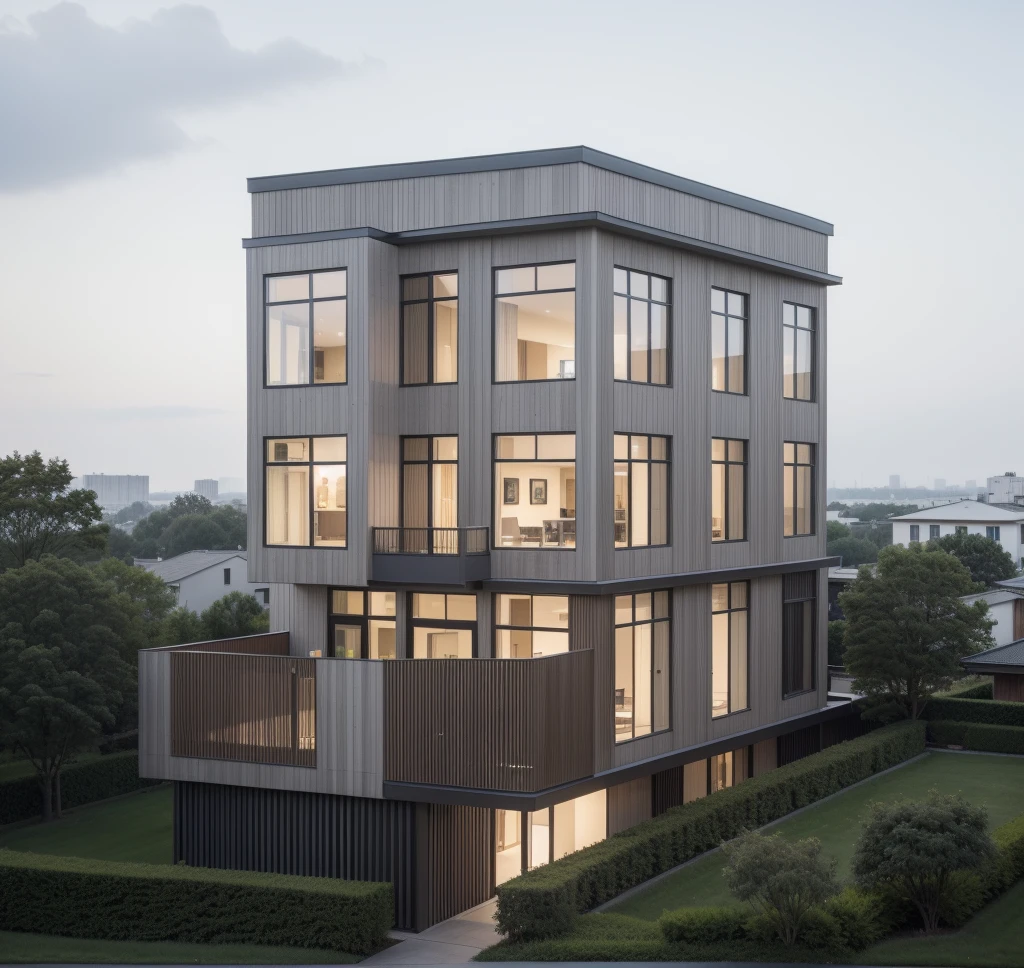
[0,750,159,825]
[0,849,393,954]
[939,680,993,700]
[924,696,1024,727]
[928,720,1024,754]
[495,720,926,941]
[659,906,745,945]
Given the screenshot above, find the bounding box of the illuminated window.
[614,434,669,548]
[328,590,396,659]
[614,591,670,742]
[410,593,477,659]
[265,270,346,386]
[711,582,749,718]
[783,302,814,401]
[783,443,815,537]
[265,437,346,548]
[495,594,569,657]
[711,438,746,542]
[494,434,576,549]
[494,263,575,382]
[613,267,670,384]
[711,288,746,394]
[401,273,458,385]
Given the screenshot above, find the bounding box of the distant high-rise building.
[194,479,219,501]
[218,476,245,494]
[934,478,946,490]
[80,474,149,511]
[889,474,901,489]
[987,473,1024,506]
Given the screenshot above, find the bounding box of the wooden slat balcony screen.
[159,631,289,655]
[170,652,315,767]
[383,650,594,793]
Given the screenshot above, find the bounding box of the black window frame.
[327,589,397,659]
[711,580,750,719]
[492,260,577,385]
[408,592,479,659]
[493,593,570,658]
[400,435,459,532]
[782,301,816,402]
[613,433,671,549]
[223,567,231,585]
[613,590,672,744]
[710,287,748,395]
[783,441,816,538]
[399,271,459,387]
[711,437,748,543]
[782,572,817,698]
[262,434,348,550]
[264,268,348,389]
[929,524,941,540]
[612,266,672,386]
[910,524,920,542]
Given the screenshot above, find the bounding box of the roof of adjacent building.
[247,146,834,235]
[961,589,1023,607]
[827,566,861,583]
[961,639,1024,672]
[136,550,246,584]
[891,501,1024,522]
[996,575,1024,592]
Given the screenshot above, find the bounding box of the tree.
[842,503,919,522]
[163,606,207,646]
[0,451,107,570]
[827,536,878,567]
[827,501,849,512]
[852,793,994,933]
[722,831,839,946]
[127,496,246,559]
[929,532,1018,587]
[200,591,270,640]
[826,520,851,543]
[828,620,846,666]
[840,545,994,719]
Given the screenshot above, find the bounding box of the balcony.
[370,526,490,585]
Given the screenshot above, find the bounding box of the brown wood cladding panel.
[383,651,594,792]
[570,594,615,771]
[994,674,1024,703]
[426,804,494,926]
[607,776,652,834]
[170,653,316,768]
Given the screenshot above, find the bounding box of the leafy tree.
[128,497,246,559]
[0,451,107,570]
[929,532,1018,587]
[840,545,994,719]
[200,591,270,640]
[828,620,847,666]
[827,501,849,512]
[827,536,878,567]
[108,501,154,526]
[106,526,137,564]
[722,831,839,946]
[826,520,851,543]
[852,793,994,933]
[163,606,208,645]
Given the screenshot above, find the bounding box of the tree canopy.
[0,451,107,570]
[827,535,878,568]
[199,591,270,640]
[125,493,246,559]
[826,520,851,543]
[840,545,993,719]
[840,503,919,522]
[928,532,1019,587]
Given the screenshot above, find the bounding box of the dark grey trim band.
[961,662,1024,675]
[242,213,841,286]
[383,700,856,810]
[247,146,833,236]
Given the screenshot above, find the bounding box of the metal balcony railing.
[371,526,489,556]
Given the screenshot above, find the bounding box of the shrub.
[821,888,886,950]
[0,849,392,954]
[924,697,1024,727]
[928,720,1024,754]
[938,679,993,700]
[495,720,925,941]
[0,751,158,825]
[659,906,746,946]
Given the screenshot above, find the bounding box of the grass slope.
[0,784,172,864]
[612,751,1024,919]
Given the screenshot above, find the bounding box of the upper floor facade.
[244,147,838,589]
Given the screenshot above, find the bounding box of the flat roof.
[247,146,834,236]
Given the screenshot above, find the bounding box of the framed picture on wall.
[530,479,547,505]
[503,478,519,505]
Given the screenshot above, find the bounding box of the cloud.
[0,3,353,191]
[92,405,225,420]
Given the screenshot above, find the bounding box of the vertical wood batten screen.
[159,631,290,655]
[383,651,594,792]
[171,652,316,767]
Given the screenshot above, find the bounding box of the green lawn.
[0,930,360,965]
[0,785,172,864]
[612,751,1024,919]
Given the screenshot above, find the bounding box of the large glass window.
[411,593,476,659]
[494,262,575,382]
[614,591,670,743]
[613,268,670,384]
[614,434,669,548]
[782,572,816,696]
[401,272,458,385]
[711,288,746,394]
[327,590,396,659]
[783,443,815,537]
[402,436,458,552]
[711,438,746,542]
[265,436,346,548]
[710,751,734,792]
[783,302,815,401]
[495,594,569,657]
[494,434,576,549]
[266,270,346,386]
[711,582,749,718]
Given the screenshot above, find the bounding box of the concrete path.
[362,898,500,965]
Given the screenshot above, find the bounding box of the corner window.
[614,591,670,742]
[495,594,568,657]
[494,434,576,549]
[712,582,749,718]
[328,590,395,659]
[265,436,346,548]
[783,303,815,400]
[401,273,458,385]
[613,268,670,384]
[614,434,669,548]
[711,288,746,394]
[783,443,815,537]
[266,270,346,386]
[411,593,476,659]
[711,438,747,542]
[782,572,816,697]
[494,262,575,382]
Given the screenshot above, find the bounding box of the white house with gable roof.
[891,501,1024,569]
[135,550,270,615]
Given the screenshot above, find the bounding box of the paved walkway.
[361,898,500,965]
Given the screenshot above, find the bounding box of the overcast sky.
[0,0,1020,491]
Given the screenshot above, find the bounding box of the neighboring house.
[138,147,846,932]
[962,639,1024,702]
[891,500,1024,569]
[827,565,860,621]
[136,550,269,614]
[960,589,1024,647]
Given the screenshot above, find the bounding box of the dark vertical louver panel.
[821,708,874,748]
[651,765,684,815]
[777,724,821,767]
[426,804,494,926]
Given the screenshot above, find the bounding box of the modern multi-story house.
[139,147,847,931]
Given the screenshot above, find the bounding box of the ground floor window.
[495,593,569,657]
[410,593,477,658]
[327,589,396,658]
[710,751,733,792]
[614,591,671,742]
